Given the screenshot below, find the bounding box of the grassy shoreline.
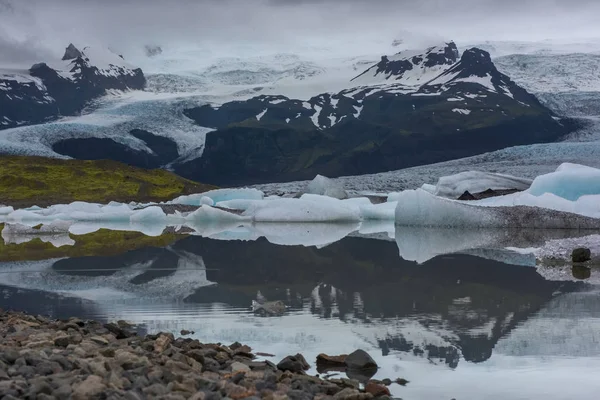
[0,155,216,208]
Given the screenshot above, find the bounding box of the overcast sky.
[2,0,600,67]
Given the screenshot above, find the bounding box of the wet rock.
[395,378,409,386]
[365,381,390,397]
[249,360,277,371]
[572,248,592,263]
[180,329,194,336]
[278,355,310,373]
[316,353,347,367]
[381,378,392,386]
[345,350,378,370]
[104,323,134,339]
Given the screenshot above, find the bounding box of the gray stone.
[231,361,251,373]
[72,375,107,400]
[0,348,20,364]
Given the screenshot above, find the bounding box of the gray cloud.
[1,0,600,68]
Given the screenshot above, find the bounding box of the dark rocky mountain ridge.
[179,44,577,185]
[0,44,145,130]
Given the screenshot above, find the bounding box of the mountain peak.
[351,41,460,86]
[62,43,83,61]
[458,48,495,76]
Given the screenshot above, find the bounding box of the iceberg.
[186,205,248,223]
[243,196,361,223]
[129,206,168,223]
[527,163,600,201]
[305,175,348,199]
[395,189,600,228]
[173,189,264,206]
[0,206,14,215]
[433,171,532,199]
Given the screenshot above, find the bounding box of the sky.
[2,0,600,68]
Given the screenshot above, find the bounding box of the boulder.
[572,248,592,263]
[316,353,347,367]
[277,354,310,373]
[345,350,378,370]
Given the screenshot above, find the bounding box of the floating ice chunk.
[216,199,262,211]
[474,192,600,218]
[527,163,600,201]
[186,205,248,223]
[200,196,215,206]
[244,196,361,223]
[130,206,167,222]
[0,206,14,215]
[173,189,264,206]
[360,201,398,220]
[395,189,500,227]
[395,189,600,228]
[305,175,348,199]
[420,184,437,194]
[434,171,532,199]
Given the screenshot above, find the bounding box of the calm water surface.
[1,228,599,400]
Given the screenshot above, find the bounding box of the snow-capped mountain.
[351,42,459,87]
[0,44,145,130]
[177,45,574,185]
[0,40,586,187]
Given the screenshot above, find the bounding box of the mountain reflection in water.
[0,229,599,400]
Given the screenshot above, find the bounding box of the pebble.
[0,309,391,400]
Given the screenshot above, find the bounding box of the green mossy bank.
[0,226,181,262]
[0,156,216,208]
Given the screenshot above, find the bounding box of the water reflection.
[1,228,599,399]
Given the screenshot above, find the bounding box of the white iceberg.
[0,206,14,215]
[395,188,600,228]
[173,188,264,206]
[305,175,348,199]
[186,205,249,223]
[433,171,532,199]
[243,196,361,223]
[395,164,600,228]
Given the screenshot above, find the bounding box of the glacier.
[432,171,532,199]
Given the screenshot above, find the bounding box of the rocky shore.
[0,310,399,400]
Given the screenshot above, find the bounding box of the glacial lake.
[1,225,600,400]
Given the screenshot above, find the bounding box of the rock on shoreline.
[0,310,396,399]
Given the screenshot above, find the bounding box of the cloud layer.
[2,0,600,68]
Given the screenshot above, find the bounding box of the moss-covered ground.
[0,156,216,208]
